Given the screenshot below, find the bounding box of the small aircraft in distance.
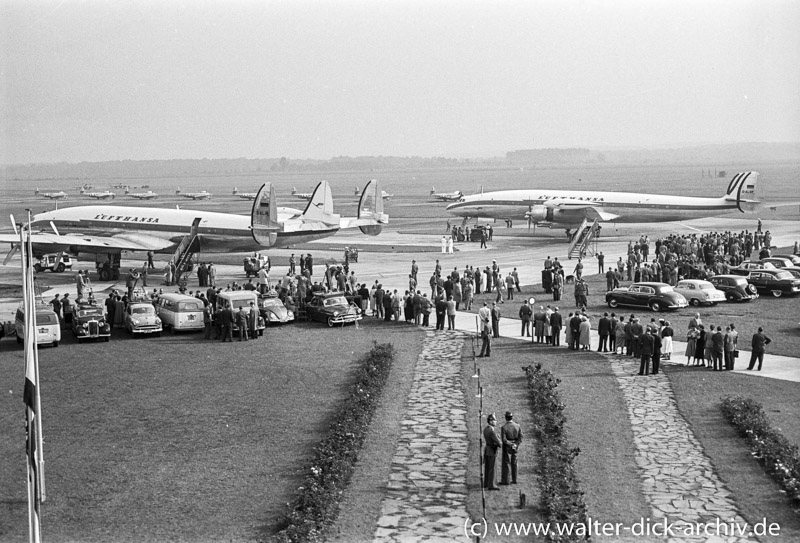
[175,189,213,200]
[35,188,68,200]
[430,186,463,202]
[81,189,116,200]
[126,189,159,200]
[355,184,392,200]
[232,188,257,200]
[291,187,313,201]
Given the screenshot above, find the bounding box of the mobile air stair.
[567,218,600,259]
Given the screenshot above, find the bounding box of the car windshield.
[324,296,348,307]
[774,271,794,280]
[132,306,154,315]
[78,308,104,318]
[657,286,674,293]
[261,299,282,308]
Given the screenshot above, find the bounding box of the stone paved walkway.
[610,353,758,543]
[373,330,469,543]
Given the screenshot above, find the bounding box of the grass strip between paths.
[269,342,395,543]
[524,362,590,542]
[721,396,800,505]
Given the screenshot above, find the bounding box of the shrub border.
[720,396,800,504]
[523,363,590,542]
[270,342,395,543]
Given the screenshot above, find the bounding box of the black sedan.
[305,292,362,326]
[747,269,800,297]
[605,282,689,312]
[708,275,759,302]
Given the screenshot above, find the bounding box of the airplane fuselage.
[30,204,332,253]
[446,189,740,225]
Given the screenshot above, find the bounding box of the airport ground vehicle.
[708,275,759,302]
[72,302,111,343]
[746,269,800,297]
[305,292,362,326]
[605,282,689,312]
[34,253,72,273]
[124,302,163,336]
[215,290,265,336]
[15,306,61,347]
[673,279,726,306]
[155,293,204,333]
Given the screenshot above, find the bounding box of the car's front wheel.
[56,263,65,273]
[649,301,662,312]
[607,298,619,308]
[690,298,701,307]
[771,290,783,298]
[327,316,335,327]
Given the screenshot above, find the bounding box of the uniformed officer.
[500,411,523,485]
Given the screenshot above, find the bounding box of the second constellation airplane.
[80,189,116,200]
[176,188,213,200]
[2,180,388,259]
[35,188,69,200]
[446,172,762,226]
[430,186,463,202]
[126,189,159,200]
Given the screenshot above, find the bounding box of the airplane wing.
[543,199,620,222]
[0,231,175,257]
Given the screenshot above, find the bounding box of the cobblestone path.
[373,330,469,543]
[610,354,757,543]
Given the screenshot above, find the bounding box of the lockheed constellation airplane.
[34,188,68,200]
[2,180,388,263]
[232,188,257,200]
[125,189,159,200]
[446,171,763,227]
[291,187,313,201]
[80,189,116,200]
[355,183,392,200]
[430,186,463,202]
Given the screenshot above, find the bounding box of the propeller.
[50,221,60,236]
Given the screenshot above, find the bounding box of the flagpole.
[28,210,46,503]
[22,211,42,543]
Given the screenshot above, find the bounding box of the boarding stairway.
[170,217,202,284]
[567,218,600,259]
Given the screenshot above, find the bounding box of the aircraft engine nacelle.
[359,225,382,236]
[525,205,553,223]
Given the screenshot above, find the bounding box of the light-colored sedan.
[674,279,726,306]
[124,302,163,336]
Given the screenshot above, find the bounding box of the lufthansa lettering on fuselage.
[536,195,604,203]
[93,214,160,223]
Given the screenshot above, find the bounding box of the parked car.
[771,254,800,265]
[15,306,61,347]
[673,279,726,306]
[215,290,265,336]
[760,256,794,269]
[72,302,111,343]
[124,302,163,336]
[606,282,689,311]
[306,292,363,326]
[156,293,205,333]
[729,260,776,276]
[605,282,688,312]
[746,269,800,297]
[34,253,73,273]
[781,266,800,280]
[708,275,759,302]
[258,295,294,325]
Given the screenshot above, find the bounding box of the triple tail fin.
[302,180,337,223]
[358,179,388,236]
[723,172,760,213]
[251,183,279,247]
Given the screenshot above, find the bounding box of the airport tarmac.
[1,216,798,382]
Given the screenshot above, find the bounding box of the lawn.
[0,319,398,542]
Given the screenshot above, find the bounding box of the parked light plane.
[291,187,313,201]
[232,188,257,200]
[355,183,392,200]
[35,188,68,200]
[80,189,116,200]
[126,189,159,200]
[446,172,762,227]
[1,180,388,261]
[175,188,213,200]
[430,186,463,202]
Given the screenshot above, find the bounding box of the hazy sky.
[2,0,799,164]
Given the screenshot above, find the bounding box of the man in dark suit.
[549,307,563,346]
[639,328,654,375]
[435,295,447,330]
[491,302,501,338]
[500,411,523,485]
[569,313,582,350]
[608,313,618,352]
[711,326,725,371]
[651,329,663,374]
[597,312,611,352]
[630,317,644,358]
[747,327,772,371]
[220,304,234,342]
[483,414,502,490]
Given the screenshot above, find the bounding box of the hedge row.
[720,396,800,503]
[271,342,395,543]
[523,363,589,542]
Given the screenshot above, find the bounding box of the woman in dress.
[703,325,715,366]
[685,325,699,365]
[694,325,707,366]
[661,321,674,361]
[614,316,627,354]
[565,312,574,348]
[403,291,413,323]
[579,316,591,350]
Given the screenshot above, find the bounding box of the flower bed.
[271,342,395,543]
[523,363,589,542]
[721,396,800,503]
